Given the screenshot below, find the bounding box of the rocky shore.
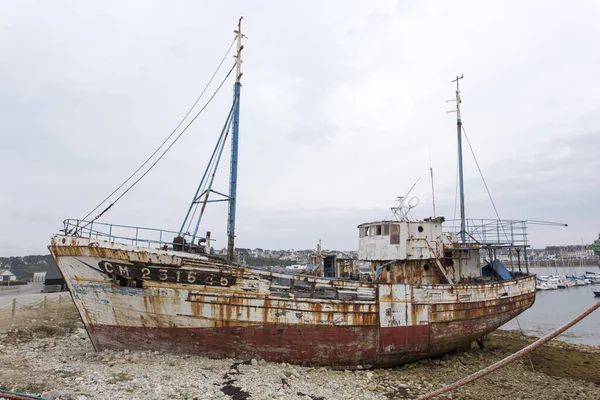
[0,305,598,400]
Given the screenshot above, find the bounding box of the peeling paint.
[50,234,535,368]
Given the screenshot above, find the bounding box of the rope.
[416,300,600,399]
[0,389,47,400]
[513,316,535,371]
[83,63,236,227]
[16,299,44,307]
[183,99,236,235]
[81,37,237,224]
[461,124,510,243]
[10,297,66,308]
[0,302,13,309]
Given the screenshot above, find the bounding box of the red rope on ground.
[0,392,45,400]
[417,300,600,400]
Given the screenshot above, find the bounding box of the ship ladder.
[424,240,454,284]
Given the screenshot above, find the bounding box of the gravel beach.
[1,303,598,400]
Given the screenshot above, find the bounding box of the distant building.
[0,269,17,282]
[43,259,66,292]
[33,271,47,282]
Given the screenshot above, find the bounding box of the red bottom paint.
[89,324,380,368]
[88,302,530,368]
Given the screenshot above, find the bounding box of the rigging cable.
[184,101,236,236]
[84,62,236,227]
[461,122,535,367]
[461,123,511,243]
[80,38,237,224]
[192,107,236,240]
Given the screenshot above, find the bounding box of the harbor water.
[500,267,600,346]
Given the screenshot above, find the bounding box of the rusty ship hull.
[50,235,535,368]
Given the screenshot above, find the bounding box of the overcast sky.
[2,1,599,256]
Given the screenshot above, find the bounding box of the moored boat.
[49,22,538,368]
[538,276,558,290]
[584,272,600,285]
[536,279,550,291]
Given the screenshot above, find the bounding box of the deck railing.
[445,219,530,247]
[61,219,198,250]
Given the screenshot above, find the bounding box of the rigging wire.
[183,102,236,236]
[192,110,235,240]
[461,123,511,243]
[81,38,237,223]
[84,63,236,227]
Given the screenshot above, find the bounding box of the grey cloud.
[2,1,600,255]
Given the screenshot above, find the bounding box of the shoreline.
[491,329,599,385]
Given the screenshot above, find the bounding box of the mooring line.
[416,300,600,400]
[0,389,47,400]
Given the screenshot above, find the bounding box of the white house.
[0,269,17,282]
[33,271,47,282]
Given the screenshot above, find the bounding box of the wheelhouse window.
[360,224,391,238]
[390,224,400,244]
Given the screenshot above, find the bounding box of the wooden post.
[58,294,62,305]
[11,298,16,319]
[43,295,47,310]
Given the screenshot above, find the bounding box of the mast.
[227,17,244,262]
[430,166,436,217]
[453,74,466,243]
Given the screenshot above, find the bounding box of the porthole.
[418,226,424,233]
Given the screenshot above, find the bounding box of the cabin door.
[323,256,335,278]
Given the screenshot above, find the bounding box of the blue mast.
[453,75,466,243]
[178,18,244,261]
[227,17,244,262]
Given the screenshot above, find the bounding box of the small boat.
[536,280,550,291]
[566,275,588,286]
[538,276,558,290]
[571,279,587,287]
[550,275,569,289]
[594,290,600,297]
[583,273,600,285]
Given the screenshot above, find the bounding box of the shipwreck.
[50,19,538,368]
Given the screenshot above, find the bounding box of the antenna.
[391,177,421,221]
[430,167,436,217]
[234,17,246,83]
